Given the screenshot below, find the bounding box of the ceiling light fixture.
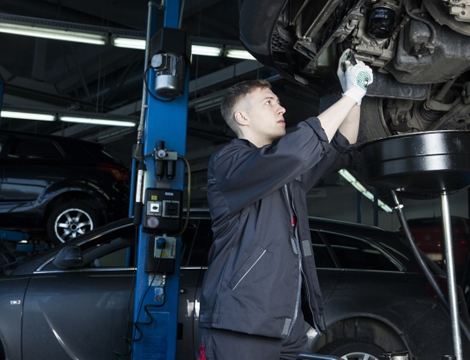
[0,15,256,61]
[109,39,255,60]
[60,116,136,127]
[111,36,146,50]
[338,169,393,213]
[225,49,256,60]
[191,44,223,57]
[0,22,107,45]
[1,110,56,122]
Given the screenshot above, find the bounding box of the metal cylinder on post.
[441,191,463,360]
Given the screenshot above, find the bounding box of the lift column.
[132,1,189,359]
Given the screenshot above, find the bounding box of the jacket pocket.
[227,246,266,291]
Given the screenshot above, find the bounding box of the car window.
[42,217,212,272]
[311,231,337,268]
[72,218,212,270]
[313,231,400,271]
[90,245,134,268]
[8,137,63,159]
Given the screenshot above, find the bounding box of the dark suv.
[0,130,130,245]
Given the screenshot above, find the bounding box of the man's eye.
[266,100,271,105]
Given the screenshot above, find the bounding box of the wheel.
[46,202,102,245]
[358,97,392,143]
[318,338,385,360]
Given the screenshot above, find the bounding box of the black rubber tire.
[46,201,102,245]
[358,96,392,143]
[318,338,386,360]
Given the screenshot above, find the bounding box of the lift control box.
[143,188,182,234]
[145,235,177,273]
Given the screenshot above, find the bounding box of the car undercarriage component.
[239,0,470,140]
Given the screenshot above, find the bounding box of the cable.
[132,262,166,338]
[113,226,140,359]
[115,249,166,359]
[172,155,191,238]
[404,0,436,51]
[391,190,448,306]
[133,142,154,161]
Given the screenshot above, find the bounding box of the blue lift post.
[132,1,188,359]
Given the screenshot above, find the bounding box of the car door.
[21,231,135,360]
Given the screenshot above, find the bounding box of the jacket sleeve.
[207,117,340,217]
[299,128,356,191]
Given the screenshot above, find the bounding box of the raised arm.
[317,96,358,143]
[318,51,373,144]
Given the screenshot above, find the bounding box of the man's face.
[242,87,286,145]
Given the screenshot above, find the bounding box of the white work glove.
[337,48,352,93]
[337,49,373,105]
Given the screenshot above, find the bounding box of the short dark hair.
[220,79,271,134]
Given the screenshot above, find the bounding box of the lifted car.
[239,0,470,141]
[0,130,130,245]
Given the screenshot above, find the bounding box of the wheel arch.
[311,315,410,356]
[43,190,108,228]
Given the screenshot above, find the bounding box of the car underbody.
[239,0,470,141]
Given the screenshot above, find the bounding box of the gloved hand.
[343,62,373,105]
[337,49,373,105]
[337,48,352,93]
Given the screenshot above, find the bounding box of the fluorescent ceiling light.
[1,110,55,122]
[60,116,136,127]
[0,20,255,60]
[226,49,256,60]
[191,45,223,57]
[0,22,107,45]
[338,169,393,213]
[112,36,146,50]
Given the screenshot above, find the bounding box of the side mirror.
[53,245,83,269]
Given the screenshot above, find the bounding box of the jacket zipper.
[283,184,302,337]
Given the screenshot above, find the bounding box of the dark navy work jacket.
[199,117,354,338]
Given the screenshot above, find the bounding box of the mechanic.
[197,52,373,360]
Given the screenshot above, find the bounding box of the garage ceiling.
[0,0,323,203]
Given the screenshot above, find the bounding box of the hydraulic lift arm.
[130,1,189,359]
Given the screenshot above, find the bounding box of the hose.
[391,190,470,343]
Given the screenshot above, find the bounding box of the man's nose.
[278,105,286,115]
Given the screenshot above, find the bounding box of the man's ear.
[234,110,249,126]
